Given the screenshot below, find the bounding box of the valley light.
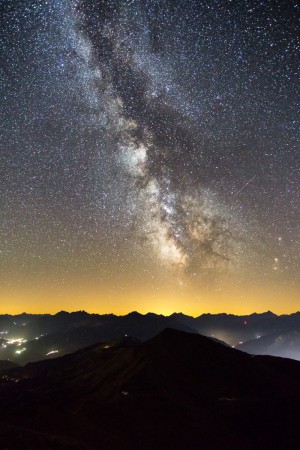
[7,338,27,345]
[15,348,26,354]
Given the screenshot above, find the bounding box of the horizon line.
[0,309,299,318]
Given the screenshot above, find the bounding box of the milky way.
[75,0,251,280]
[0,0,299,314]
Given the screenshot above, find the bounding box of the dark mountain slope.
[0,360,19,371]
[1,329,300,450]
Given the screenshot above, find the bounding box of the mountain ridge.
[1,310,300,364]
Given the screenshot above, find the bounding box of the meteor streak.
[234,175,257,196]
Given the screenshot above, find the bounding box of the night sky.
[1,0,299,315]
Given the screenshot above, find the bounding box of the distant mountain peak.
[126,311,143,317]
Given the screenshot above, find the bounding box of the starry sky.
[0,0,299,316]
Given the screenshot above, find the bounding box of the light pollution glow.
[0,281,299,317]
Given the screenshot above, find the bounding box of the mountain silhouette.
[1,329,300,449]
[2,311,300,365]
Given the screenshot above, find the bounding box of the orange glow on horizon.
[1,280,299,317]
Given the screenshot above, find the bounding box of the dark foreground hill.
[1,329,300,450]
